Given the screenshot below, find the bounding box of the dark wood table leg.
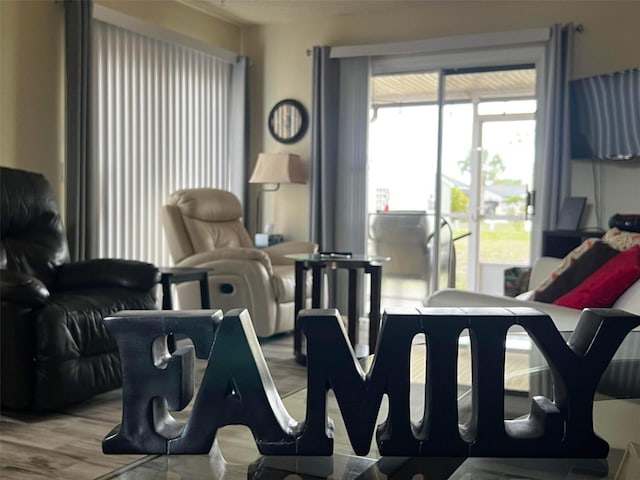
[160,269,212,354]
[161,276,175,351]
[199,274,211,309]
[161,277,173,310]
[368,264,382,355]
[293,261,307,364]
[312,265,323,308]
[348,267,360,351]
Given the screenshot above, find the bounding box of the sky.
[368,102,535,213]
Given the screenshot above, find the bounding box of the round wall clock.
[268,99,309,144]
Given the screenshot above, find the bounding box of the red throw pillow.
[533,240,619,303]
[553,245,640,309]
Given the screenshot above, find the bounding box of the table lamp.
[249,153,306,245]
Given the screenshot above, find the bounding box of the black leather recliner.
[1,166,160,411]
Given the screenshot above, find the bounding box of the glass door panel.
[441,69,536,293]
[368,73,439,306]
[476,118,535,295]
[441,102,474,290]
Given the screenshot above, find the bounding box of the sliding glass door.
[368,66,538,304]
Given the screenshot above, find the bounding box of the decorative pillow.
[533,240,619,303]
[553,245,640,309]
[603,227,640,251]
[533,238,600,296]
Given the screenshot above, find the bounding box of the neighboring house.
[484,184,527,216]
[443,175,527,217]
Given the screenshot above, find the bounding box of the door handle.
[526,189,535,219]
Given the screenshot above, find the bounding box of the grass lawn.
[452,220,531,289]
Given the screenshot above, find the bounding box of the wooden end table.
[160,267,212,310]
[159,267,212,351]
[285,253,389,365]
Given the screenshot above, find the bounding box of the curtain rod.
[306,23,584,56]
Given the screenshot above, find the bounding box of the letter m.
[296,309,422,456]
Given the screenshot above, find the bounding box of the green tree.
[457,149,506,185]
[450,186,469,213]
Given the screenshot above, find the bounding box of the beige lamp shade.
[249,153,307,185]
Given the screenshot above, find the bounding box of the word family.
[103,307,639,458]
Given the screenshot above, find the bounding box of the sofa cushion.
[533,240,619,303]
[38,288,157,359]
[613,279,640,314]
[604,227,640,251]
[532,238,599,296]
[553,245,640,309]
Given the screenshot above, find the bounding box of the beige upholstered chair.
[162,188,317,337]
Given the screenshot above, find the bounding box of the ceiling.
[179,0,409,25]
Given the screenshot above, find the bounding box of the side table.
[159,267,212,351]
[286,253,389,365]
[541,229,604,258]
[159,267,211,310]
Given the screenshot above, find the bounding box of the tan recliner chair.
[162,188,317,337]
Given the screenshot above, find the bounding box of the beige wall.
[1,0,65,200]
[245,1,640,239]
[0,0,241,208]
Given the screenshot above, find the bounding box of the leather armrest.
[177,248,273,275]
[1,269,50,306]
[263,241,318,265]
[55,259,160,291]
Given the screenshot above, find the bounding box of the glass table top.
[285,252,390,264]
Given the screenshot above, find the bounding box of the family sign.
[103,307,639,458]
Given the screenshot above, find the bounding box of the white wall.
[571,158,640,230]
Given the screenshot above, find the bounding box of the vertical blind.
[92,20,233,267]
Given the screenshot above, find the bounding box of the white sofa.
[425,256,640,333]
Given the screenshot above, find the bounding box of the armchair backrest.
[162,188,253,263]
[0,167,70,288]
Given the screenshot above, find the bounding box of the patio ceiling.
[372,68,537,106]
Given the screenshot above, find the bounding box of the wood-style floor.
[0,333,305,480]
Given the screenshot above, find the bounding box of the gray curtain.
[65,0,93,261]
[230,56,249,216]
[309,47,370,311]
[540,23,574,234]
[335,57,370,255]
[309,47,340,250]
[309,48,370,254]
